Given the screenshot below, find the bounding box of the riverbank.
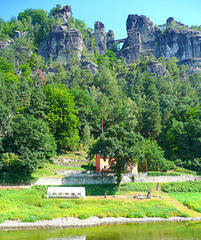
[0,216,201,230]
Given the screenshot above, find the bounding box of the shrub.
[59,202,73,209]
[161,182,201,192]
[127,212,145,218]
[161,213,170,218]
[78,212,91,219]
[21,216,39,222]
[180,213,190,218]
[148,172,181,176]
[119,183,154,192]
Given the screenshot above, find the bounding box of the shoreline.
[0,216,201,230]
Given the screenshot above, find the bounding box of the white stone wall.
[34,173,200,185]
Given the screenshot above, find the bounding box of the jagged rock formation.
[118,15,201,66]
[37,4,201,69]
[0,40,13,50]
[81,61,98,75]
[13,30,28,39]
[94,21,107,55]
[38,26,83,63]
[120,14,157,63]
[52,5,72,24]
[158,18,201,63]
[107,30,115,51]
[145,61,167,76]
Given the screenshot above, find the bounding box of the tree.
[138,138,174,172]
[2,114,56,180]
[44,84,80,151]
[89,126,143,184]
[18,9,47,26]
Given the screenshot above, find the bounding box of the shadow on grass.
[33,184,119,196]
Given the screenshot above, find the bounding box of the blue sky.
[0,0,201,39]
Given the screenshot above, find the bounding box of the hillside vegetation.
[0,4,201,182]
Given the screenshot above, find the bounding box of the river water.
[0,222,201,240]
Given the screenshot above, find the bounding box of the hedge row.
[148,172,181,177]
[161,181,201,192]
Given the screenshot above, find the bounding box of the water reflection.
[0,222,201,240]
[47,236,86,240]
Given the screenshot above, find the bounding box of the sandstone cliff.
[118,15,201,68]
[37,4,201,70]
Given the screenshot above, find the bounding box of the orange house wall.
[96,154,110,172]
[96,154,138,174]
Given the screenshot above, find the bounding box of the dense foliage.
[161,182,201,192]
[0,4,201,182]
[0,186,183,223]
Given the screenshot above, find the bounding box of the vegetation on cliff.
[0,5,201,182]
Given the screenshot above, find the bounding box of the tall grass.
[0,186,183,222]
[170,193,201,213]
[161,181,201,193]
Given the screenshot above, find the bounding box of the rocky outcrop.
[0,40,13,50]
[81,61,98,75]
[13,30,28,39]
[120,14,158,63]
[38,26,83,63]
[119,15,201,66]
[52,5,72,24]
[158,27,201,62]
[145,61,166,76]
[107,30,115,51]
[94,21,107,55]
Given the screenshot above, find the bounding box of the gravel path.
[0,216,201,230]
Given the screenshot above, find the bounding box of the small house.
[47,187,86,199]
[96,154,138,174]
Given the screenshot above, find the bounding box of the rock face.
[81,61,98,75]
[119,15,201,66]
[94,21,107,55]
[120,14,158,63]
[107,30,115,51]
[158,28,201,61]
[38,26,83,63]
[0,40,13,50]
[13,30,28,39]
[145,61,166,76]
[53,5,72,24]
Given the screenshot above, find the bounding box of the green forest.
[0,5,201,183]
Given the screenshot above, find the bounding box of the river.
[0,222,201,240]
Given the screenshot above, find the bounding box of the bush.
[127,212,145,218]
[180,213,190,218]
[173,167,197,175]
[59,202,73,209]
[161,182,201,193]
[148,172,181,176]
[78,212,91,219]
[21,216,39,222]
[119,183,154,192]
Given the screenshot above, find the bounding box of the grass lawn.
[0,186,184,223]
[169,192,201,213]
[32,163,86,178]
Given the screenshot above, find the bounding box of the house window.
[65,193,69,195]
[52,193,56,196]
[72,193,75,196]
[59,193,62,195]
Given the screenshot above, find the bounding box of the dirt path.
[153,184,201,217]
[0,186,31,190]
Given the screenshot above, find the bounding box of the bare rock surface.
[0,216,201,230]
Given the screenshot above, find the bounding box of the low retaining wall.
[34,173,200,185]
[34,173,118,185]
[133,175,200,183]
